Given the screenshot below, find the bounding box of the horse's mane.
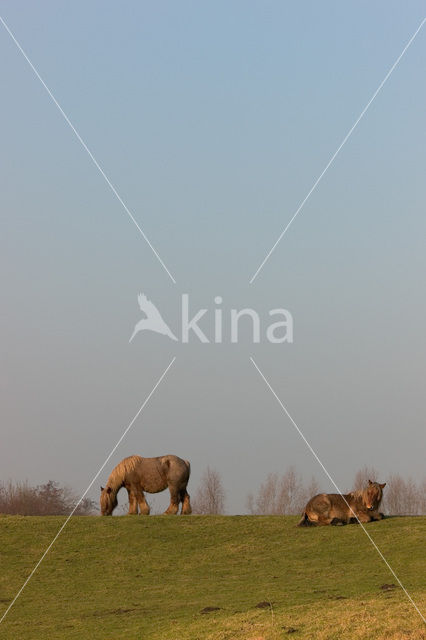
[348,489,365,500]
[107,455,143,492]
[347,484,381,505]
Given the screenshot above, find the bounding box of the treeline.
[191,466,426,516]
[1,468,425,516]
[246,466,426,516]
[0,480,95,516]
[246,469,319,516]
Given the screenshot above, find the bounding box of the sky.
[1,2,425,514]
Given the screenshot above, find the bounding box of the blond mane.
[349,489,364,501]
[348,484,382,507]
[107,455,143,492]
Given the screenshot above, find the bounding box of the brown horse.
[298,480,386,526]
[100,455,192,516]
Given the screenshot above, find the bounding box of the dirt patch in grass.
[90,607,137,618]
[200,606,221,614]
[112,608,136,615]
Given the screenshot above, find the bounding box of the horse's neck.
[107,473,123,495]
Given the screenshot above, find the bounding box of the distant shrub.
[0,480,95,515]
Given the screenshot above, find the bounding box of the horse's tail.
[184,460,191,478]
[297,512,316,527]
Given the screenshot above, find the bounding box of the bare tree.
[0,481,37,515]
[353,466,380,491]
[303,475,320,504]
[0,480,95,515]
[246,491,255,515]
[419,478,426,516]
[247,473,279,515]
[191,467,226,514]
[383,474,421,516]
[247,468,309,515]
[283,474,320,517]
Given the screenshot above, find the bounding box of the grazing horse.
[100,455,192,516]
[298,480,386,526]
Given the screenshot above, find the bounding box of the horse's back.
[306,493,331,510]
[306,493,353,523]
[160,455,191,482]
[122,454,190,492]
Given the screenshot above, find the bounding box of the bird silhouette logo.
[129,294,178,343]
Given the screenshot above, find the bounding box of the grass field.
[0,515,425,639]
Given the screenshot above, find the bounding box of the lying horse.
[298,480,386,526]
[100,454,192,516]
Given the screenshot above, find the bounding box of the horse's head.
[364,480,386,511]
[100,486,117,516]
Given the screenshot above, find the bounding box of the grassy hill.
[0,515,425,639]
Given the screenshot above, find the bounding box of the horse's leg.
[356,511,372,523]
[314,507,342,525]
[310,508,333,525]
[307,496,334,525]
[180,489,192,515]
[164,487,179,515]
[316,515,334,525]
[127,488,139,515]
[135,489,150,515]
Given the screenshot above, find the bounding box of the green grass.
[0,515,425,639]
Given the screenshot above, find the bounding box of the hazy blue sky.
[1,2,425,513]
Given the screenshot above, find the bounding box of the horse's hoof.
[330,518,345,526]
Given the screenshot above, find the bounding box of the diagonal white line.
[0,15,176,285]
[0,356,176,626]
[250,356,426,623]
[249,18,426,284]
